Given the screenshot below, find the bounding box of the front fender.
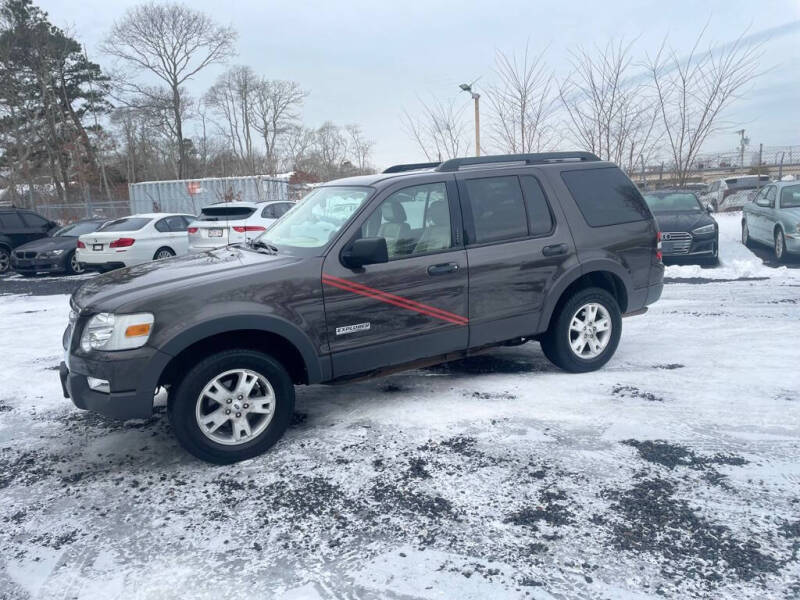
[158,314,329,384]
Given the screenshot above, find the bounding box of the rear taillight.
[656,231,663,262]
[187,227,198,234]
[232,226,266,233]
[110,238,135,248]
[77,240,85,249]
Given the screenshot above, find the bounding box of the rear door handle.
[427,262,459,276]
[542,243,568,257]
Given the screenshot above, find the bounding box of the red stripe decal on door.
[322,274,468,326]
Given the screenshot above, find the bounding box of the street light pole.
[460,83,480,157]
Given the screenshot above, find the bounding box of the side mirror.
[342,237,388,268]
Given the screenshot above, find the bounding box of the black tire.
[540,287,622,373]
[774,229,787,263]
[168,349,295,464]
[741,220,752,247]
[153,247,175,261]
[0,247,10,274]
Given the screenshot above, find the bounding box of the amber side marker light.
[125,323,152,338]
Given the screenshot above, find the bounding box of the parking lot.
[0,212,799,599]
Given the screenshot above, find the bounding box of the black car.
[642,190,719,265]
[11,219,106,276]
[0,207,59,273]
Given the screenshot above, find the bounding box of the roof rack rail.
[383,162,441,173]
[435,152,601,172]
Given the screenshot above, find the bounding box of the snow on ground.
[1,215,799,599]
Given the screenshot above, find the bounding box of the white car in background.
[700,175,770,211]
[77,213,195,272]
[187,201,295,253]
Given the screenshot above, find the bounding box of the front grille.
[661,231,692,255]
[15,251,37,259]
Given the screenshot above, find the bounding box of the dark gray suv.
[60,153,664,463]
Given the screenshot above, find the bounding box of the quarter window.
[361,182,451,259]
[561,167,649,227]
[463,176,528,243]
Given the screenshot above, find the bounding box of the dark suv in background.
[60,152,664,463]
[0,207,59,274]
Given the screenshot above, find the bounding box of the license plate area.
[209,229,223,238]
[92,244,103,251]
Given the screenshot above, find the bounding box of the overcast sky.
[38,0,800,169]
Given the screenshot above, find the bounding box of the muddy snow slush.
[60,153,664,463]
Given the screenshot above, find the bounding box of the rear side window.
[520,176,554,236]
[200,206,256,221]
[464,176,528,243]
[561,167,650,227]
[165,216,188,231]
[155,218,170,232]
[21,213,49,227]
[99,217,151,232]
[0,213,25,228]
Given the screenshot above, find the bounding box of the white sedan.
[76,213,195,272]
[187,201,295,253]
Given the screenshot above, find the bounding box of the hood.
[652,211,716,233]
[73,246,302,312]
[14,236,76,253]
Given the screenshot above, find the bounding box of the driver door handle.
[427,262,459,276]
[542,243,568,257]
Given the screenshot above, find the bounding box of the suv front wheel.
[168,349,295,464]
[541,287,622,373]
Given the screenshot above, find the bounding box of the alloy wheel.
[742,222,748,245]
[156,249,174,260]
[71,253,84,274]
[194,368,276,446]
[0,249,9,273]
[567,302,612,359]
[775,231,784,259]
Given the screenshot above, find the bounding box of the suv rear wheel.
[541,287,622,373]
[168,349,295,464]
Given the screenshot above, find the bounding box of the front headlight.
[80,312,154,352]
[692,223,716,235]
[41,249,64,258]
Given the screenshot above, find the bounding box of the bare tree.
[252,79,306,175]
[487,43,557,154]
[559,39,661,172]
[102,1,236,179]
[647,27,762,185]
[402,96,470,161]
[345,124,374,173]
[278,123,315,172]
[204,65,258,174]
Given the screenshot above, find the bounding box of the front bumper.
[661,233,718,259]
[11,255,67,274]
[60,344,173,420]
[785,232,800,254]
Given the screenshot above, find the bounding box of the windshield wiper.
[248,239,279,255]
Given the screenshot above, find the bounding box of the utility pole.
[735,129,748,168]
[459,82,480,157]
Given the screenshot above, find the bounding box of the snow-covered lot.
[1,213,799,599]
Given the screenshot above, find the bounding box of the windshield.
[781,185,800,209]
[98,217,151,232]
[54,221,103,237]
[643,192,702,212]
[255,186,372,249]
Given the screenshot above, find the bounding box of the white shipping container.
[129,176,290,216]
